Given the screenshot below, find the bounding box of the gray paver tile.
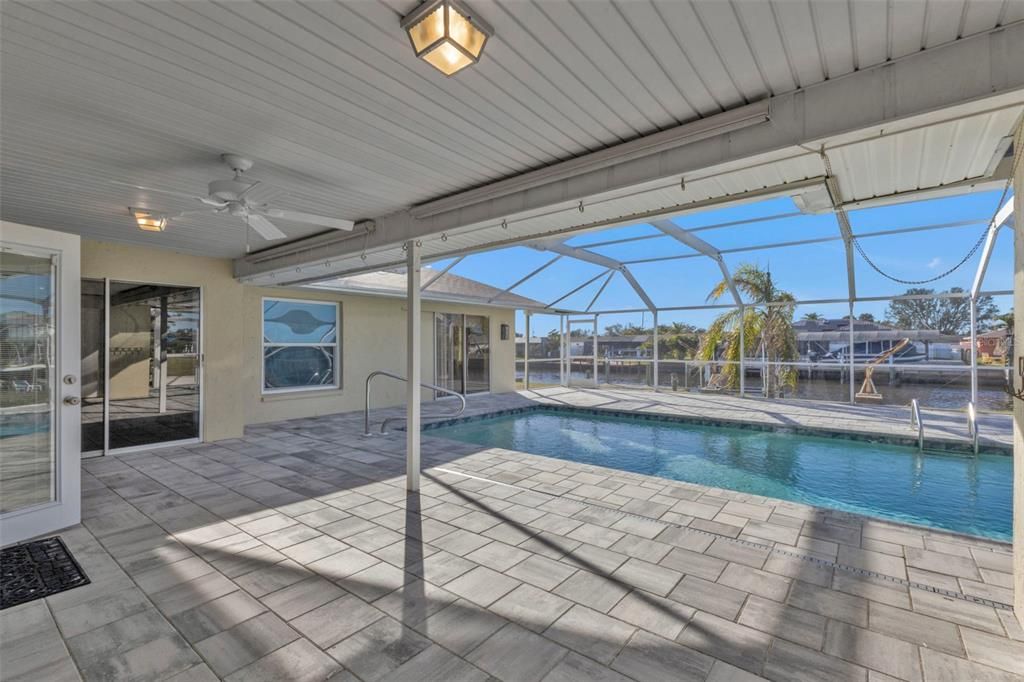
[260,576,346,621]
[868,601,965,656]
[738,595,826,650]
[194,611,299,677]
[677,611,772,675]
[668,575,748,620]
[544,604,635,664]
[611,630,714,682]
[608,589,694,640]
[824,620,921,681]
[223,638,340,682]
[467,623,569,682]
[541,652,634,682]
[505,554,577,590]
[919,647,1022,682]
[170,589,268,643]
[290,593,385,648]
[909,590,1006,635]
[412,599,507,655]
[763,639,868,682]
[718,562,791,602]
[444,565,521,607]
[490,583,573,632]
[960,627,1024,676]
[553,569,629,613]
[379,644,488,682]
[786,579,868,627]
[327,616,432,682]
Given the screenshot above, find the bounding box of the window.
[262,298,340,393]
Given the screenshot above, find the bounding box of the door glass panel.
[434,313,463,395]
[108,282,199,449]
[81,279,105,454]
[465,315,489,394]
[0,251,56,513]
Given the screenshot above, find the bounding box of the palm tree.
[698,263,798,397]
[802,312,823,321]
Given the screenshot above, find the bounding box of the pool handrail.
[364,369,466,436]
[910,399,924,451]
[967,401,979,456]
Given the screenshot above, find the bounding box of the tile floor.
[2,388,1021,682]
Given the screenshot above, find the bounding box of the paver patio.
[2,388,1020,682]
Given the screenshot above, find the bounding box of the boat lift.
[855,338,912,401]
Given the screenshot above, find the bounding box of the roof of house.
[308,268,544,309]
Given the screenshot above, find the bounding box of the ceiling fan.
[115,154,355,241]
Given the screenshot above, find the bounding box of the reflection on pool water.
[429,408,1012,541]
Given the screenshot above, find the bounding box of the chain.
[839,125,1022,285]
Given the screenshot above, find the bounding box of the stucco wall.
[1012,123,1023,623]
[80,239,516,442]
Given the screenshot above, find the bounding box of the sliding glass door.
[81,280,201,454]
[434,313,489,395]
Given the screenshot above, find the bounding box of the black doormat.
[1,536,90,610]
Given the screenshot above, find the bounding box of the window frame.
[260,296,341,395]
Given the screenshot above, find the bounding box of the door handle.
[63,396,81,406]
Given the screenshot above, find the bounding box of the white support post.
[559,315,566,386]
[652,311,659,392]
[739,305,745,397]
[524,312,531,391]
[406,240,421,492]
[849,302,856,404]
[970,298,978,405]
[592,315,599,388]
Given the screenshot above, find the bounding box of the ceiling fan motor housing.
[208,178,253,202]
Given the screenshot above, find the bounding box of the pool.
[428,407,1012,541]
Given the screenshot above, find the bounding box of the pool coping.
[422,403,1013,456]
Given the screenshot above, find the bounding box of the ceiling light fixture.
[400,0,492,76]
[130,207,167,232]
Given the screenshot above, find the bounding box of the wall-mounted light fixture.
[400,0,492,76]
[130,208,167,232]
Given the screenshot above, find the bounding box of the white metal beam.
[650,219,742,306]
[823,172,858,302]
[236,22,1024,284]
[533,241,656,311]
[487,255,561,303]
[421,256,463,291]
[971,197,1015,299]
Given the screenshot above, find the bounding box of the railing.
[967,401,979,455]
[363,370,466,436]
[910,399,924,451]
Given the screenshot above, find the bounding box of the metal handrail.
[967,401,979,455]
[909,399,924,451]
[364,370,466,436]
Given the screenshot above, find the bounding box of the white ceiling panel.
[2,0,1019,259]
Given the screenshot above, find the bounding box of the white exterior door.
[0,222,81,546]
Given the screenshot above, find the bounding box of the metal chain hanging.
[822,131,1022,286]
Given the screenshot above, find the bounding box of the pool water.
[429,409,1012,541]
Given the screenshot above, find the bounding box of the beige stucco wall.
[80,239,516,442]
[243,286,514,424]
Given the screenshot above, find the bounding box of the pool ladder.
[909,399,924,451]
[363,370,466,436]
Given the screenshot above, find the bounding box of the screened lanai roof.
[311,183,1017,318]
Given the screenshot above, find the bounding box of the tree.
[802,312,823,321]
[641,322,703,359]
[884,287,998,335]
[857,313,876,322]
[699,264,798,396]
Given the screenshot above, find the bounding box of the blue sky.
[430,189,1015,336]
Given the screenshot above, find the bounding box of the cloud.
[927,257,941,269]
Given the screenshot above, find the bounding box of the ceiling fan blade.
[264,209,354,231]
[247,214,287,241]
